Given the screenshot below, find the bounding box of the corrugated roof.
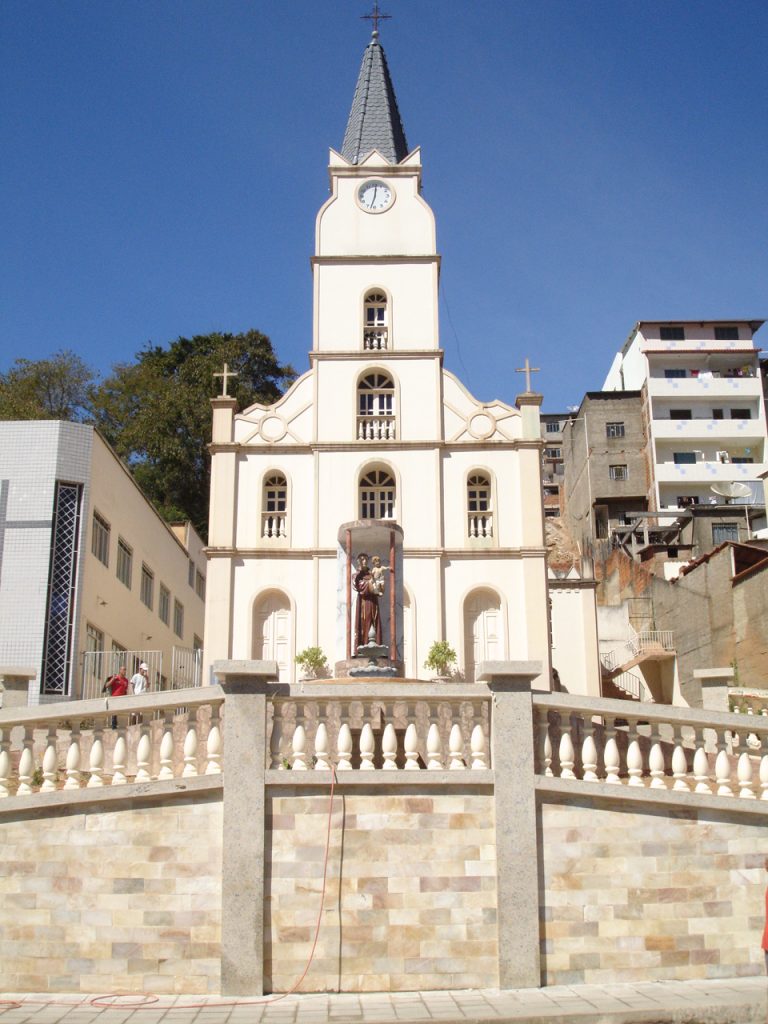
[341,33,408,165]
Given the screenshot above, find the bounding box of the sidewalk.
[0,978,765,1024]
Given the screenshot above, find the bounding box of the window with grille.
[188,559,195,588]
[545,421,561,433]
[712,523,738,544]
[467,473,493,539]
[41,482,82,696]
[544,448,561,459]
[606,422,625,438]
[159,584,170,625]
[263,472,288,539]
[173,599,184,639]
[195,571,206,599]
[359,469,396,520]
[609,465,628,481]
[357,373,395,440]
[140,564,154,609]
[660,326,685,341]
[714,326,739,341]
[116,538,132,588]
[363,291,388,350]
[91,512,110,566]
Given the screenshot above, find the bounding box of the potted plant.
[294,647,329,680]
[424,641,457,681]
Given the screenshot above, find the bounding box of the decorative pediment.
[234,372,313,446]
[442,371,521,443]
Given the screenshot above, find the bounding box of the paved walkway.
[0,978,765,1024]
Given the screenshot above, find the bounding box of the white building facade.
[0,421,206,705]
[204,32,566,691]
[603,320,767,522]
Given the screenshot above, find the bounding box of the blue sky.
[2,0,766,412]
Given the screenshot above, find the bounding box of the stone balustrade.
[535,692,768,800]
[267,684,491,772]
[0,687,223,799]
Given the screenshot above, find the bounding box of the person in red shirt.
[762,858,768,974]
[103,666,130,697]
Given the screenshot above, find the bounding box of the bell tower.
[312,28,440,355]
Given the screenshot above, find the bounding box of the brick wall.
[0,792,222,994]
[266,790,498,992]
[540,797,768,985]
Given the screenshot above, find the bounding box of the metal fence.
[81,647,202,700]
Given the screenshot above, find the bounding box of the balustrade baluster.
[314,723,330,770]
[87,722,105,788]
[603,719,621,785]
[760,747,768,801]
[449,723,465,770]
[404,723,420,770]
[626,721,644,787]
[537,712,552,776]
[470,723,488,769]
[737,751,755,799]
[41,726,58,792]
[182,710,198,777]
[382,723,398,770]
[16,727,34,795]
[205,706,222,775]
[270,706,283,769]
[715,742,733,796]
[359,722,375,770]
[64,729,82,791]
[135,725,152,783]
[649,723,666,789]
[672,728,690,792]
[426,723,442,769]
[112,721,128,785]
[337,723,353,770]
[158,713,175,780]
[0,731,10,798]
[581,718,598,782]
[559,722,576,780]
[292,724,308,770]
[693,735,712,794]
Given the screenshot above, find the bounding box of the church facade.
[204,31,586,692]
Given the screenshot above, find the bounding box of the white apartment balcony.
[654,460,767,484]
[647,375,763,400]
[651,418,765,443]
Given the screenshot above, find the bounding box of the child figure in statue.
[370,554,389,596]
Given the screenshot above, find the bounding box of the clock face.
[358,179,394,212]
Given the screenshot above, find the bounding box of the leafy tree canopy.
[92,330,295,540]
[0,350,96,421]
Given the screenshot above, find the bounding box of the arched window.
[363,291,388,350]
[253,590,292,683]
[262,473,287,539]
[359,468,396,520]
[467,473,493,538]
[357,372,395,440]
[463,589,502,683]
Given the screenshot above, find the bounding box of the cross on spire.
[515,357,541,393]
[361,1,391,35]
[213,362,238,397]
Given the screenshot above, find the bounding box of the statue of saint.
[353,552,382,648]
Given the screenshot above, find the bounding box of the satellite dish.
[710,482,752,503]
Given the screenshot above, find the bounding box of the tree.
[92,330,295,539]
[0,350,96,421]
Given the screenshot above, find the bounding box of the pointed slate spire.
[341,31,409,165]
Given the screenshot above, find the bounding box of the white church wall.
[548,583,601,697]
[234,372,315,446]
[234,450,316,550]
[314,263,438,351]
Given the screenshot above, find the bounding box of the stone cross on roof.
[213,363,238,397]
[515,358,541,394]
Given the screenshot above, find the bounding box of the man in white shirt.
[131,662,150,695]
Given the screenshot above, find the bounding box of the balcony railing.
[81,647,202,701]
[467,513,493,539]
[357,416,396,441]
[262,512,287,539]
[363,329,388,351]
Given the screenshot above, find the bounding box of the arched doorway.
[253,590,292,683]
[463,589,502,682]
